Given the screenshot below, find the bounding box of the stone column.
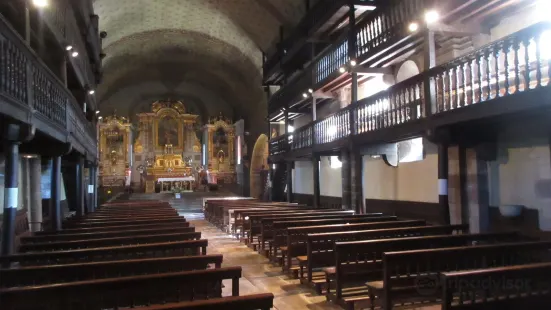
[312,156,320,208]
[1,141,20,256]
[50,156,62,231]
[341,150,351,210]
[29,157,43,232]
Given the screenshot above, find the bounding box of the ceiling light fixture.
[95,111,100,114]
[339,67,346,73]
[408,22,419,32]
[350,60,357,67]
[424,10,440,24]
[302,93,308,98]
[71,51,79,57]
[65,45,73,51]
[32,0,48,8]
[308,88,313,93]
[89,90,95,95]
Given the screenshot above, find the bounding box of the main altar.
[134,100,202,193]
[98,99,238,193]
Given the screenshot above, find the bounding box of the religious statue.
[271,128,278,138]
[218,150,225,163]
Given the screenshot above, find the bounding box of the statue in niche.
[213,127,227,148]
[158,115,178,147]
[218,150,225,164]
[271,128,278,138]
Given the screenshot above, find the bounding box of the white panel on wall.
[292,161,314,194]
[362,139,438,203]
[319,157,342,197]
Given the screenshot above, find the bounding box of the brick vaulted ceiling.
[93,0,304,132]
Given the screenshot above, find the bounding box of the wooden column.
[29,157,43,232]
[341,150,351,210]
[313,156,320,208]
[75,156,85,216]
[1,140,20,256]
[286,162,293,203]
[438,142,450,224]
[50,156,62,231]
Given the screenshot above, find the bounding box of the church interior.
[2,0,551,309]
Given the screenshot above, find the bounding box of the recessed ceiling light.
[66,45,73,51]
[71,51,79,57]
[89,90,95,95]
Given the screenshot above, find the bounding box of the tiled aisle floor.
[129,192,438,310]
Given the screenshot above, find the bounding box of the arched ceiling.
[94,0,305,136]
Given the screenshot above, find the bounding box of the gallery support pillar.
[50,156,62,231]
[312,156,320,208]
[1,141,20,256]
[29,157,43,232]
[89,163,97,212]
[341,150,351,210]
[438,142,450,225]
[1,122,33,257]
[286,162,293,203]
[75,156,85,216]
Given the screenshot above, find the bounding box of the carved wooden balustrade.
[0,14,97,159]
[269,0,431,114]
[269,22,551,157]
[41,0,98,95]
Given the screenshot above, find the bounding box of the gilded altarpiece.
[135,101,202,192]
[204,114,236,184]
[98,114,132,186]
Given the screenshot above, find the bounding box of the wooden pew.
[21,226,196,243]
[206,202,306,227]
[371,240,551,310]
[247,211,357,244]
[1,254,223,287]
[19,231,202,252]
[328,232,524,308]
[265,215,396,259]
[304,224,466,286]
[63,217,186,228]
[217,205,309,229]
[139,293,275,310]
[66,214,181,223]
[283,220,426,277]
[34,221,191,235]
[0,267,243,309]
[0,239,208,266]
[441,262,551,310]
[231,208,342,236]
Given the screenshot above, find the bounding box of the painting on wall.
[158,115,179,147]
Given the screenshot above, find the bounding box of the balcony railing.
[42,0,97,91]
[270,22,551,157]
[0,14,97,157]
[269,0,429,113]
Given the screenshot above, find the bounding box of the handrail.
[270,21,551,156]
[0,13,97,157]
